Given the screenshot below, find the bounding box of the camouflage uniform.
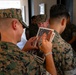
[36,15,46,24]
[0,41,46,75]
[61,23,76,51]
[52,30,76,75]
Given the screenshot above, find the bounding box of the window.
[0,0,20,9]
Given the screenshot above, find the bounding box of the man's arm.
[45,52,57,75]
[39,33,57,75]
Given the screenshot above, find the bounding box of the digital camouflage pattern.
[36,15,46,24]
[31,15,46,24]
[0,8,27,28]
[0,41,46,75]
[52,30,76,75]
[61,23,76,51]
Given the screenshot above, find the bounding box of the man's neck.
[50,25,61,34]
[1,33,17,44]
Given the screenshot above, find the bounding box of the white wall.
[73,0,76,25]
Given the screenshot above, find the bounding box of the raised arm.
[39,33,57,75]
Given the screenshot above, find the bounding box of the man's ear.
[61,18,66,26]
[12,20,17,30]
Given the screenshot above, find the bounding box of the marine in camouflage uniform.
[49,4,76,75]
[0,8,46,75]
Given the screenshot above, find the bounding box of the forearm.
[45,52,57,75]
